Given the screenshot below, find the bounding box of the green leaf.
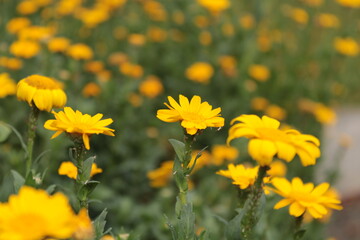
[46,184,56,194]
[82,156,96,181]
[169,139,185,162]
[294,229,306,240]
[11,170,25,192]
[94,209,108,239]
[3,123,27,152]
[186,145,208,174]
[164,214,178,240]
[177,203,196,240]
[0,122,11,142]
[225,209,245,240]
[78,181,100,201]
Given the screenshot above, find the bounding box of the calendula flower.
[0,57,23,70]
[197,0,230,15]
[17,75,67,112]
[227,115,320,166]
[336,0,360,8]
[139,75,164,98]
[44,107,115,150]
[157,95,224,135]
[9,40,40,58]
[185,62,214,84]
[248,64,270,82]
[217,164,259,189]
[6,17,31,34]
[211,145,239,165]
[270,177,343,219]
[147,160,173,187]
[0,73,16,98]
[0,186,79,240]
[48,37,71,53]
[58,161,103,179]
[316,13,340,28]
[334,37,359,56]
[67,43,93,60]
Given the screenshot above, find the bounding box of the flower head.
[0,73,16,98]
[17,75,67,111]
[157,95,224,135]
[67,43,93,60]
[185,62,214,84]
[270,177,343,219]
[227,115,320,166]
[10,40,40,58]
[0,186,79,240]
[44,107,115,150]
[147,160,173,188]
[48,37,71,53]
[197,0,230,15]
[139,75,164,98]
[248,64,270,82]
[217,164,259,189]
[211,145,238,165]
[334,37,359,56]
[58,161,103,179]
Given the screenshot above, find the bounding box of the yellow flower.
[128,34,146,46]
[48,37,71,53]
[139,75,164,98]
[17,0,38,15]
[55,0,83,16]
[10,40,41,58]
[147,27,167,42]
[313,104,336,125]
[336,0,360,8]
[0,57,23,70]
[334,37,359,56]
[267,160,287,177]
[147,160,173,188]
[239,14,255,29]
[265,104,287,121]
[18,26,55,41]
[0,186,78,240]
[67,43,94,60]
[316,13,340,28]
[0,73,16,98]
[197,0,230,15]
[73,209,94,240]
[44,107,115,150]
[58,161,103,179]
[211,145,239,166]
[157,95,224,135]
[217,164,259,189]
[218,55,237,77]
[270,177,343,218]
[290,8,309,24]
[248,64,270,82]
[185,62,214,84]
[251,97,269,111]
[199,31,212,46]
[189,150,212,171]
[101,235,116,240]
[76,7,109,28]
[119,62,144,78]
[82,82,101,98]
[17,75,67,112]
[227,115,321,166]
[142,0,167,21]
[6,17,31,34]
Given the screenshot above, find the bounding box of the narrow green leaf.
[3,123,27,152]
[46,184,56,194]
[226,209,245,240]
[82,156,96,181]
[94,209,108,238]
[0,122,11,142]
[168,139,185,162]
[11,170,25,192]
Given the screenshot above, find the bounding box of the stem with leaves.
[25,105,40,178]
[73,138,89,210]
[293,215,305,240]
[241,165,268,240]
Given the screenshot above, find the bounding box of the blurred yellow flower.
[267,160,287,177]
[194,16,210,28]
[82,82,101,97]
[128,34,146,46]
[189,150,212,171]
[139,75,164,98]
[0,73,16,98]
[6,17,31,34]
[119,62,144,78]
[73,208,94,240]
[17,0,38,15]
[101,235,116,240]
[313,104,336,125]
[58,161,103,180]
[147,27,167,42]
[48,37,71,53]
[143,0,167,21]
[76,6,109,28]
[227,115,321,166]
[84,61,104,74]
[217,164,258,189]
[108,52,128,65]
[334,37,359,56]
[270,177,343,218]
[239,14,255,29]
[302,0,323,7]
[18,25,55,41]
[265,104,287,121]
[290,8,309,24]
[251,97,269,111]
[0,186,78,240]
[316,13,340,28]
[248,64,270,82]
[128,93,143,107]
[17,75,67,112]
[157,95,224,135]
[222,23,235,36]
[147,160,173,188]
[44,107,115,150]
[199,31,212,46]
[67,43,94,60]
[172,10,185,25]
[185,62,214,84]
[10,40,40,58]
[336,0,360,8]
[0,57,23,70]
[211,145,239,165]
[197,0,230,15]
[218,55,237,77]
[55,0,83,16]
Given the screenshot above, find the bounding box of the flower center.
[290,190,318,204]
[181,111,205,123]
[25,75,62,90]
[257,128,289,142]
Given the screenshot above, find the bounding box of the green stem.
[73,139,88,209]
[293,215,304,240]
[25,106,40,178]
[241,165,268,240]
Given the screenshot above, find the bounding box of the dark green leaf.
[169,139,185,162]
[82,156,96,181]
[0,122,11,142]
[11,170,25,192]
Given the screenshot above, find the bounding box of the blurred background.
[0,0,359,239]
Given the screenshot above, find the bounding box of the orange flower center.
[25,75,62,90]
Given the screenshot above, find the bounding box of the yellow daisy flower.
[227,115,320,166]
[16,75,67,112]
[157,95,224,135]
[44,107,115,150]
[0,186,79,240]
[217,164,259,189]
[270,177,343,219]
[0,73,16,98]
[147,160,173,188]
[58,161,103,180]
